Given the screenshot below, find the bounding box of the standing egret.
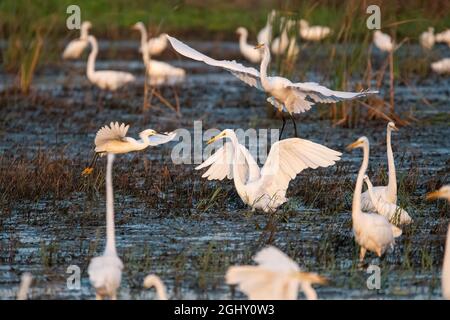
[236,27,262,63]
[360,122,399,211]
[299,19,331,41]
[166,35,376,138]
[431,58,450,74]
[143,274,168,300]
[347,137,402,263]
[16,272,32,300]
[226,246,326,300]
[363,175,412,225]
[195,129,341,212]
[88,153,123,300]
[62,21,92,59]
[435,29,450,47]
[82,122,176,176]
[257,10,276,45]
[420,27,435,50]
[86,35,135,91]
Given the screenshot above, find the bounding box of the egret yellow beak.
[81,167,94,176]
[254,43,265,49]
[346,140,362,151]
[426,190,444,200]
[207,132,226,145]
[296,272,328,285]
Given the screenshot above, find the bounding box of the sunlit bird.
[16,272,32,300]
[431,58,450,74]
[299,19,331,41]
[257,10,276,46]
[347,137,402,263]
[226,246,327,300]
[236,27,262,63]
[420,27,435,50]
[435,29,450,47]
[88,153,123,300]
[166,35,376,138]
[373,30,394,52]
[196,129,341,212]
[62,21,92,59]
[143,274,168,300]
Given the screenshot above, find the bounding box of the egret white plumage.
[16,272,32,300]
[431,58,450,74]
[360,122,398,211]
[420,27,435,50]
[257,10,276,45]
[363,175,412,225]
[82,122,176,175]
[196,129,341,212]
[143,274,168,300]
[347,137,402,263]
[166,35,376,138]
[435,29,450,46]
[86,35,135,91]
[88,153,123,300]
[299,19,331,41]
[271,19,294,56]
[62,21,92,59]
[225,246,326,300]
[236,27,262,63]
[373,30,394,52]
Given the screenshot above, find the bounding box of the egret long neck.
[105,153,117,255]
[151,279,168,300]
[87,38,97,79]
[239,31,248,49]
[386,127,397,200]
[259,47,271,90]
[353,143,369,217]
[138,27,151,67]
[80,24,89,39]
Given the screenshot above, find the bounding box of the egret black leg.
[289,113,298,137]
[279,114,286,140]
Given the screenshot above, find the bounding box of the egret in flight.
[226,246,327,300]
[347,137,402,263]
[166,35,376,138]
[299,19,331,42]
[88,153,123,300]
[236,27,262,63]
[62,21,92,59]
[360,122,399,211]
[82,122,176,176]
[195,129,341,212]
[16,272,32,300]
[143,274,168,300]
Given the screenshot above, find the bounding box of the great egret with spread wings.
[196,129,341,212]
[166,35,377,138]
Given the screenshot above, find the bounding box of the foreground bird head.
[346,136,369,151]
[426,185,450,202]
[388,121,399,131]
[207,129,234,145]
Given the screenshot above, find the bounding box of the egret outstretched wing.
[147,132,177,146]
[166,35,262,89]
[95,122,129,147]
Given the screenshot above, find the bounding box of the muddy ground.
[0,40,449,299]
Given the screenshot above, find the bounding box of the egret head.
[143,274,159,288]
[132,22,145,31]
[388,121,399,131]
[236,27,247,36]
[426,185,450,201]
[82,21,92,30]
[346,136,368,151]
[207,129,233,145]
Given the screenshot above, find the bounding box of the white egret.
[271,19,293,56]
[435,29,450,47]
[257,10,276,45]
[363,175,412,225]
[143,274,168,300]
[373,30,394,52]
[360,122,398,211]
[166,35,376,138]
[86,35,135,91]
[195,129,341,212]
[420,27,435,50]
[16,272,32,300]
[236,27,262,63]
[299,19,331,41]
[62,21,92,59]
[226,246,326,300]
[133,22,185,85]
[347,137,402,263]
[88,153,123,300]
[431,58,450,74]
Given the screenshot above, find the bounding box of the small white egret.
[86,35,135,91]
[236,27,262,63]
[196,129,341,212]
[88,153,123,300]
[143,274,168,300]
[82,122,176,175]
[347,137,402,263]
[16,272,32,300]
[360,122,399,211]
[435,29,450,47]
[226,246,326,300]
[420,27,435,50]
[373,30,394,52]
[62,21,92,59]
[431,58,450,74]
[363,175,412,225]
[299,19,331,41]
[257,10,276,45]
[166,35,376,138]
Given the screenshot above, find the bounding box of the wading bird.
[257,10,276,46]
[86,35,135,91]
[62,21,92,59]
[431,58,450,74]
[88,153,123,300]
[226,246,326,300]
[373,30,394,52]
[363,175,412,225]
[166,35,376,138]
[236,27,262,63]
[196,129,341,212]
[420,27,435,50]
[299,19,331,41]
[360,122,399,211]
[435,29,450,47]
[82,122,176,175]
[347,137,402,263]
[16,272,32,300]
[143,274,168,300]
[133,22,185,85]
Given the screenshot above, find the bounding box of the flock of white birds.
[16,11,450,300]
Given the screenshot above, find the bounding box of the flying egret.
[360,122,399,211]
[143,274,168,300]
[16,272,32,300]
[363,175,412,225]
[82,122,176,176]
[226,246,327,300]
[373,30,394,52]
[86,35,135,91]
[166,35,376,138]
[435,29,450,47]
[195,129,341,212]
[62,21,92,59]
[132,22,185,85]
[236,27,262,63]
[431,58,450,74]
[299,19,331,41]
[88,153,123,300]
[347,137,402,263]
[420,27,435,50]
[257,10,276,45]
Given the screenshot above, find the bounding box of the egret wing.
[95,122,129,147]
[147,131,177,146]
